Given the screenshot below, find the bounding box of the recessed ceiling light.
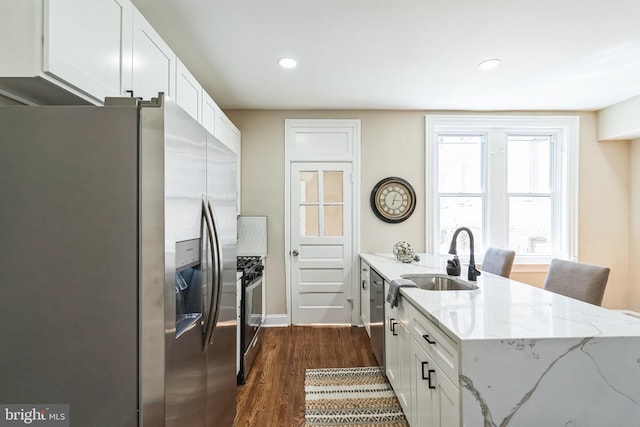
[478,59,501,71]
[278,57,297,69]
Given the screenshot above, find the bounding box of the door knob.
[292,250,299,256]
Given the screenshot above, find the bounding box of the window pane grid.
[298,169,344,238]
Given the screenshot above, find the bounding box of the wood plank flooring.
[235,326,379,427]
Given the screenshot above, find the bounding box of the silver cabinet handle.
[292,250,299,256]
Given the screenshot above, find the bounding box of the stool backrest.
[481,247,516,278]
[543,259,610,306]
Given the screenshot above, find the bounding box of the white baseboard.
[262,314,290,327]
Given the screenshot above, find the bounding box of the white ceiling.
[131,0,640,111]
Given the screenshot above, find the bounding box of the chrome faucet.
[447,226,481,281]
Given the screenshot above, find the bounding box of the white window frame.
[425,115,579,264]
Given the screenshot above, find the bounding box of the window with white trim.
[425,115,579,264]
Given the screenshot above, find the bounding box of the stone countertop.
[360,252,640,342]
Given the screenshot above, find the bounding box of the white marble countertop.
[361,252,640,342]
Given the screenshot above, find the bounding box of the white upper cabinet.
[44,0,133,102]
[202,91,218,136]
[0,0,131,104]
[228,123,242,213]
[175,58,202,122]
[132,8,176,101]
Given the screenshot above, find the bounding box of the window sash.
[426,115,579,264]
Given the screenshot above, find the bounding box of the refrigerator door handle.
[206,200,224,345]
[202,198,219,352]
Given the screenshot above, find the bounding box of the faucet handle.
[468,264,482,281]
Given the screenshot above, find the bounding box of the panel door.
[176,58,202,122]
[435,363,460,427]
[132,7,176,101]
[290,162,353,324]
[385,306,400,388]
[45,0,133,101]
[412,338,437,427]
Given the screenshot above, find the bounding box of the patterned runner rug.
[304,366,409,426]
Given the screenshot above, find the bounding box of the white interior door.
[291,162,353,324]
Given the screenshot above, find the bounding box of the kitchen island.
[361,253,640,427]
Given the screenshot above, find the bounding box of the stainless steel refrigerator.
[0,94,237,427]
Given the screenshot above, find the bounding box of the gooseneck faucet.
[447,226,482,281]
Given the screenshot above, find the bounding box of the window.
[426,115,579,264]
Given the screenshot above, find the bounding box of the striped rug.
[304,366,409,426]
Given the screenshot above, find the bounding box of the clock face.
[370,177,416,223]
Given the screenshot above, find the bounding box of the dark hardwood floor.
[235,326,378,427]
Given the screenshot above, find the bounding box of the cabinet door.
[397,321,412,416]
[384,306,400,389]
[215,110,231,145]
[45,0,133,102]
[412,338,437,426]
[412,337,460,427]
[360,261,371,336]
[132,8,175,101]
[434,363,460,427]
[202,91,218,136]
[176,58,202,122]
[230,125,241,214]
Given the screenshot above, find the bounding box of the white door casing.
[285,119,361,326]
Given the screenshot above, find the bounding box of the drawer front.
[408,303,459,384]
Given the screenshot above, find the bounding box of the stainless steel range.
[237,256,264,384]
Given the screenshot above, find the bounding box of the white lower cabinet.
[385,297,460,427]
[384,299,411,417]
[410,336,460,426]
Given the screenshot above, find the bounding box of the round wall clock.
[370,177,416,223]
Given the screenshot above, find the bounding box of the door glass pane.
[507,135,551,193]
[439,196,483,254]
[438,135,483,193]
[300,205,319,237]
[509,197,551,255]
[324,205,343,237]
[300,171,318,203]
[323,171,343,203]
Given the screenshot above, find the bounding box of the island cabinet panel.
[384,300,403,405]
[362,252,640,427]
[383,287,414,423]
[411,337,460,427]
[407,302,459,385]
[405,300,461,427]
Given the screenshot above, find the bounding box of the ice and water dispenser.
[175,238,203,338]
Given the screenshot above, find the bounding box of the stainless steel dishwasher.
[369,268,385,367]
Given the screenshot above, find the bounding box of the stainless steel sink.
[401,274,479,291]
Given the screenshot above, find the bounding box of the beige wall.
[630,138,640,310]
[227,109,632,316]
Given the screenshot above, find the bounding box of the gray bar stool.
[543,259,610,306]
[481,247,516,278]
